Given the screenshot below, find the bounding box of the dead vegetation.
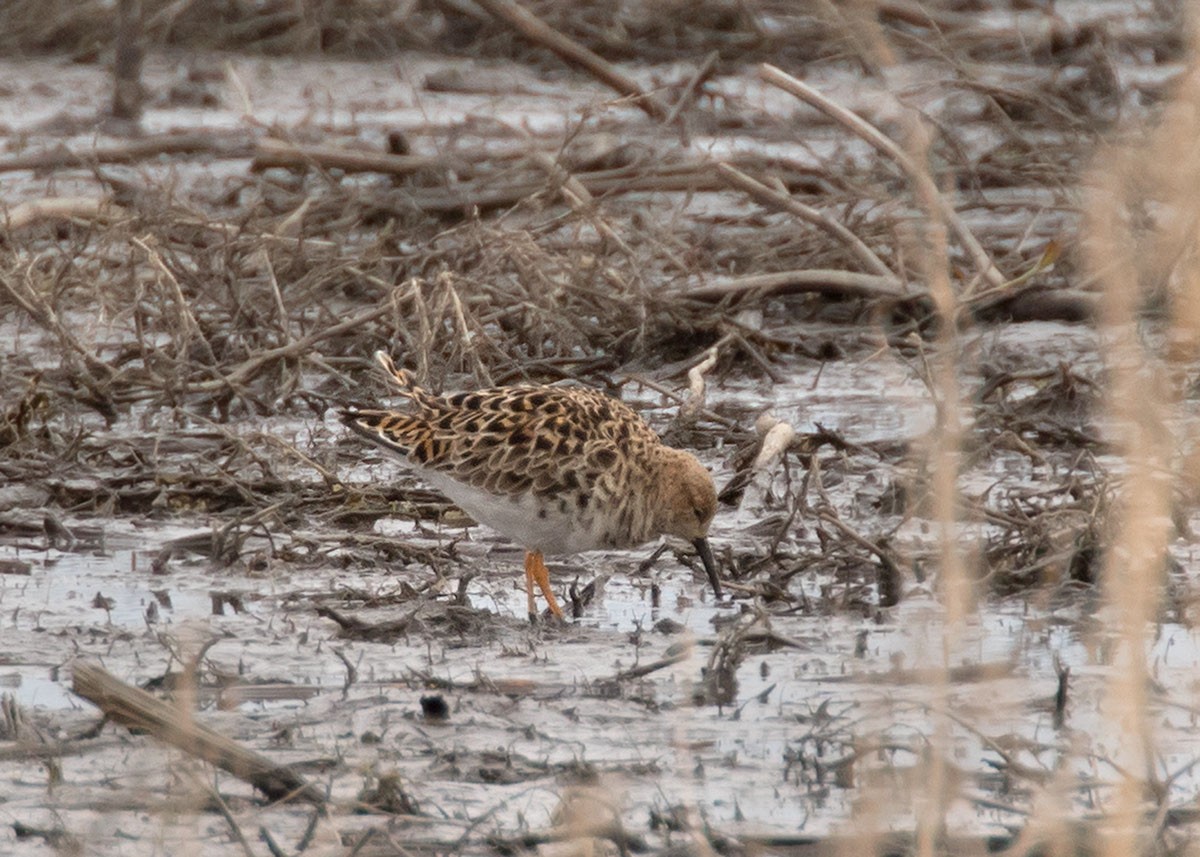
[2,0,1200,855]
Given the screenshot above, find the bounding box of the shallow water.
[0,316,1173,838]
[1,7,1196,850]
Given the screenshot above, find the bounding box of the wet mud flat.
[4,1,1200,855]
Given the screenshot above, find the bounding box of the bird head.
[656,448,722,598]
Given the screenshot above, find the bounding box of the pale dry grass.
[816,3,1200,856]
[1082,12,1200,855]
[1,2,1198,855]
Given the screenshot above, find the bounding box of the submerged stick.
[685,269,907,301]
[0,132,253,174]
[111,0,144,121]
[604,645,692,683]
[470,0,670,121]
[250,138,451,176]
[72,662,325,806]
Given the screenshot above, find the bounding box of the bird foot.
[524,550,565,620]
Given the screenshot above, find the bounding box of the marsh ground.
[2,2,1199,855]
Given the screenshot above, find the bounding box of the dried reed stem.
[470,0,671,121]
[759,63,1007,294]
[716,162,898,280]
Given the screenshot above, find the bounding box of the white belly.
[420,470,603,555]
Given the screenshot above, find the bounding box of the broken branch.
[72,662,325,806]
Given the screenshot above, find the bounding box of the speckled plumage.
[340,352,721,619]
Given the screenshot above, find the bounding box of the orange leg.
[523,550,564,621]
[523,552,537,619]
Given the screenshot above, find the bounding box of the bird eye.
[694,507,706,520]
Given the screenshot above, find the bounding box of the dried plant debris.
[0,0,1183,73]
[976,362,1101,450]
[2,4,1198,855]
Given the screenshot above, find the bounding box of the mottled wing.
[341,384,658,504]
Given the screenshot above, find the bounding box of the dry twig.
[469,0,671,121]
[72,662,326,806]
[759,63,1006,293]
[0,132,252,174]
[250,138,452,176]
[716,162,898,280]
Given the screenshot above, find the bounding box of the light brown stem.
[470,0,670,121]
[759,63,1005,292]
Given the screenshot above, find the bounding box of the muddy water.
[0,9,1195,851]
[0,317,1151,844]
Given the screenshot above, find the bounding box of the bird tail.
[372,351,441,411]
[340,353,444,464]
[374,351,419,395]
[339,407,438,464]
